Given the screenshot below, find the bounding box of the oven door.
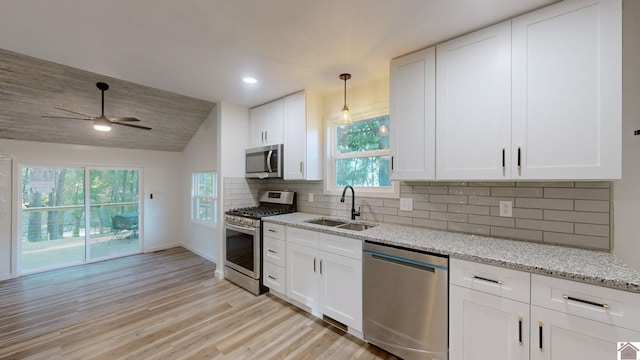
[225,222,260,279]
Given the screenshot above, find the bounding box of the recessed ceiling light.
[243,77,258,84]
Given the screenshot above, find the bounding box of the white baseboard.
[0,272,12,281]
[181,243,217,264]
[144,242,182,254]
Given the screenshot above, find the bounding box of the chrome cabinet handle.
[268,228,277,233]
[300,161,304,175]
[471,274,503,285]
[319,259,323,275]
[265,130,268,142]
[261,131,265,142]
[267,249,277,254]
[313,257,317,273]
[268,275,277,280]
[562,294,609,309]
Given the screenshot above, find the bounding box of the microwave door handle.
[266,150,274,173]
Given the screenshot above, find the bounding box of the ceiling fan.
[43,82,152,131]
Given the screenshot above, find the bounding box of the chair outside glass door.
[20,166,141,274]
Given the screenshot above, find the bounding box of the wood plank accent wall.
[0,48,215,152]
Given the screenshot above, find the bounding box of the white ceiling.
[0,0,557,108]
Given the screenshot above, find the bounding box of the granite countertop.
[264,212,640,294]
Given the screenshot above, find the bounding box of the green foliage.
[335,115,391,187]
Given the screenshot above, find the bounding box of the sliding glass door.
[20,166,141,273]
[88,169,140,259]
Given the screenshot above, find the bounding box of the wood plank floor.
[0,247,398,360]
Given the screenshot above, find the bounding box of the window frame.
[325,109,398,199]
[191,170,217,228]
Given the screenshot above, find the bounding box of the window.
[192,171,217,226]
[328,115,397,197]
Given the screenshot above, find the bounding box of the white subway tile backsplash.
[224,177,612,251]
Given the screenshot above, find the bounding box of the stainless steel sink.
[304,218,348,227]
[336,222,377,231]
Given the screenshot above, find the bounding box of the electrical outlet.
[499,201,513,217]
[308,193,314,202]
[399,198,413,211]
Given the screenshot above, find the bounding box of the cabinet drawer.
[286,226,318,248]
[319,233,362,260]
[264,262,286,295]
[263,222,285,240]
[531,274,640,331]
[450,258,530,303]
[264,237,285,267]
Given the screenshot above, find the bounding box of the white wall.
[182,106,218,262]
[0,139,183,278]
[0,156,12,280]
[613,0,640,270]
[215,101,250,278]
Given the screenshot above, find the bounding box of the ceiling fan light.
[93,118,111,131]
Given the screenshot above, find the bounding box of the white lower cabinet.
[451,259,640,360]
[262,223,286,296]
[285,227,362,334]
[530,306,640,360]
[450,259,531,360]
[450,285,529,360]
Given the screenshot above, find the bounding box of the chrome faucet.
[340,185,360,220]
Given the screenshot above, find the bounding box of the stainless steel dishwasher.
[363,241,449,360]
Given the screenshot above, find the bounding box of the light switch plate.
[308,193,314,202]
[499,201,513,217]
[399,198,413,211]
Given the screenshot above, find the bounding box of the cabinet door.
[436,22,512,180]
[531,306,640,360]
[249,99,284,147]
[389,46,436,180]
[450,285,529,360]
[283,92,306,180]
[319,250,362,332]
[512,0,621,179]
[286,242,319,310]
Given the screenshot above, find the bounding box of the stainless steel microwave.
[245,144,282,179]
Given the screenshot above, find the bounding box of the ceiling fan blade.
[112,122,152,130]
[42,116,92,121]
[54,107,92,117]
[111,117,140,122]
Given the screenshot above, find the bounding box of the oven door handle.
[225,222,257,236]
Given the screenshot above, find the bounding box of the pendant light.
[339,73,352,125]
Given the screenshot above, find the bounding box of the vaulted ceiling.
[0,0,557,151]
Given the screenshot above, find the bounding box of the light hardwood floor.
[0,247,398,360]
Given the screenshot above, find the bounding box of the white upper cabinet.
[249,99,284,148]
[436,22,512,180]
[389,46,436,180]
[282,91,322,180]
[512,0,622,179]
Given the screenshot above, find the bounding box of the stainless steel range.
[224,190,296,295]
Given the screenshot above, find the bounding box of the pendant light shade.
[338,73,352,125]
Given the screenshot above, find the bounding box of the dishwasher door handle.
[364,249,447,272]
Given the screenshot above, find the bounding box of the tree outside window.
[330,115,394,195]
[192,171,217,226]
